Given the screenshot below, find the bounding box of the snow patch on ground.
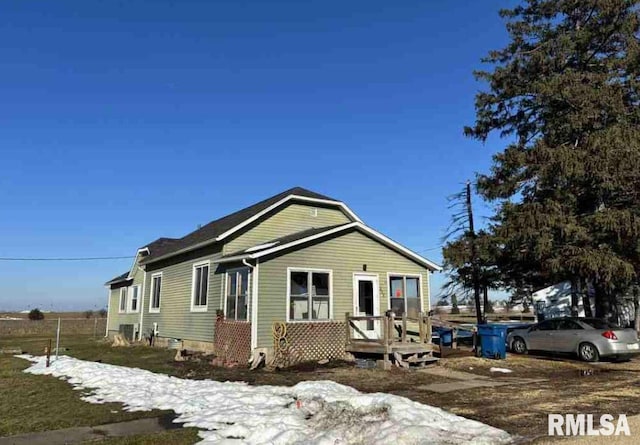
[489,367,513,374]
[18,355,512,444]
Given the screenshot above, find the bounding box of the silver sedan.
[507,317,640,362]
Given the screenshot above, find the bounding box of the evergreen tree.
[466,0,640,321]
[28,308,44,321]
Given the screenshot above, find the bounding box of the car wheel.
[578,342,600,362]
[512,337,527,354]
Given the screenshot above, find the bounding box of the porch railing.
[345,311,432,347]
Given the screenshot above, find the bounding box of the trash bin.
[477,324,508,359]
[435,327,453,346]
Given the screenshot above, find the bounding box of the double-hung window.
[129,285,140,312]
[225,268,250,321]
[191,261,209,311]
[288,269,331,321]
[389,275,421,318]
[119,287,127,313]
[150,273,162,313]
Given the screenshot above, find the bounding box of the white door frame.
[352,273,380,339]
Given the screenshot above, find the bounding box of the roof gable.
[218,222,441,271]
[141,187,359,264]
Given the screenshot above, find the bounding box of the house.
[532,281,635,327]
[105,187,441,364]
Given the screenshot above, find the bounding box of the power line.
[0,256,134,261]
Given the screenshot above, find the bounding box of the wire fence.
[0,318,107,337]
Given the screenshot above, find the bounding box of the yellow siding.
[107,265,145,333]
[107,288,136,331]
[256,230,433,348]
[142,249,224,342]
[223,203,351,254]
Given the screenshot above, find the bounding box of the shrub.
[28,308,44,320]
[84,310,94,319]
[98,308,108,318]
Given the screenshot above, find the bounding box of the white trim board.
[190,260,210,312]
[223,266,251,321]
[149,272,163,314]
[215,195,362,242]
[386,272,425,313]
[105,287,112,337]
[352,272,380,316]
[126,248,149,279]
[286,267,333,323]
[118,287,128,313]
[128,284,141,313]
[250,259,259,349]
[217,222,441,271]
[139,269,147,340]
[352,273,381,339]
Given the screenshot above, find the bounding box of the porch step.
[407,355,440,364]
[393,351,439,368]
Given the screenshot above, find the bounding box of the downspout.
[138,266,147,341]
[243,258,259,350]
[105,286,111,337]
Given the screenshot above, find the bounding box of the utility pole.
[466,181,484,326]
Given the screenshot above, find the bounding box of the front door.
[353,274,380,339]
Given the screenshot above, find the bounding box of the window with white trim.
[119,287,127,313]
[129,285,140,312]
[191,262,209,310]
[288,269,331,321]
[389,275,421,318]
[150,273,162,312]
[225,268,250,321]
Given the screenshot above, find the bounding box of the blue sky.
[0,0,514,311]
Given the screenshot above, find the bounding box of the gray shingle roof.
[105,271,132,285]
[141,187,340,263]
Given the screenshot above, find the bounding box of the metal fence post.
[55,318,61,360]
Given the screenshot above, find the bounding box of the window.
[288,269,331,321]
[150,273,162,313]
[129,285,140,312]
[580,318,619,329]
[389,275,421,318]
[558,319,583,330]
[536,320,559,331]
[119,287,127,313]
[191,262,209,311]
[225,268,250,321]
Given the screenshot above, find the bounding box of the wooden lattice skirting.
[214,319,251,364]
[281,321,348,365]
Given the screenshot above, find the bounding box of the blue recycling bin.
[437,328,453,346]
[478,324,508,359]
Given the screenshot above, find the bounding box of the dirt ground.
[423,353,640,442]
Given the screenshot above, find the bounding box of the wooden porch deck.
[345,312,438,369]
